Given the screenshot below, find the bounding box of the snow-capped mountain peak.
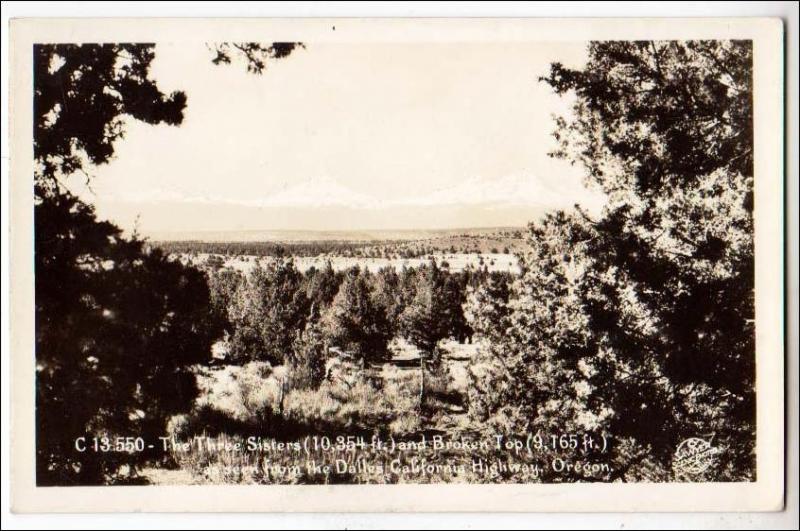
[399,172,564,207]
[247,176,380,209]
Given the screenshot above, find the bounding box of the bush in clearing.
[176,356,423,441]
[193,362,287,425]
[282,369,421,437]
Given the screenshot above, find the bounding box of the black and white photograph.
[5,12,792,518]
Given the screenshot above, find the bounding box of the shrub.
[283,367,420,437]
[194,362,287,424]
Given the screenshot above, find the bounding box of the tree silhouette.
[305,260,343,311]
[323,267,392,364]
[442,271,471,344]
[400,261,465,355]
[471,41,755,481]
[34,44,186,189]
[35,167,224,485]
[371,266,404,336]
[34,42,298,484]
[35,43,198,484]
[287,321,327,390]
[399,262,461,408]
[464,271,512,344]
[228,259,310,365]
[210,42,303,74]
[208,268,243,331]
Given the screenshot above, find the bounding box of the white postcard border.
[9,17,785,513]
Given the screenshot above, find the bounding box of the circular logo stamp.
[672,437,718,476]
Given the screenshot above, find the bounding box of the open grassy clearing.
[187,252,520,274]
[139,339,523,485]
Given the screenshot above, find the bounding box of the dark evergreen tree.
[371,266,404,335]
[33,42,296,484]
[229,259,310,365]
[305,260,343,312]
[287,322,328,390]
[323,267,392,364]
[470,41,755,481]
[208,268,243,330]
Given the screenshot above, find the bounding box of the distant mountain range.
[241,176,379,209]
[119,173,599,210]
[245,173,584,210]
[105,173,605,236]
[397,172,572,208]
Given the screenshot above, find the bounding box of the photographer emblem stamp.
[672,438,719,476]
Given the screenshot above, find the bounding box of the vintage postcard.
[9,17,785,512]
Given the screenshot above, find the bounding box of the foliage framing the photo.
[34,42,298,485]
[469,40,756,481]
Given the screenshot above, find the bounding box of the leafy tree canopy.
[471,40,755,481]
[33,42,298,484]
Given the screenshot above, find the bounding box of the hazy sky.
[70,41,606,235]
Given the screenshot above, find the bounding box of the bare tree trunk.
[418,351,425,410]
[277,377,287,417]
